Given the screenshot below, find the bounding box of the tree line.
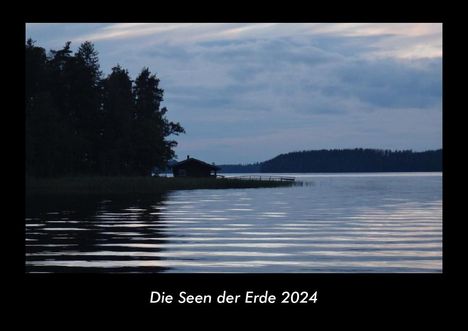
[26,39,184,177]
[260,148,442,173]
[217,163,261,173]
[219,149,442,173]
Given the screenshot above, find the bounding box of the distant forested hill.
[218,163,261,173]
[259,149,442,173]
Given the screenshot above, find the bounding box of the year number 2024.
[281,291,318,304]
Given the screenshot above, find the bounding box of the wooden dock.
[218,175,295,182]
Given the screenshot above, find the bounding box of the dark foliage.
[259,148,442,173]
[25,39,184,177]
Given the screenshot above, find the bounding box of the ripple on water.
[25,174,442,273]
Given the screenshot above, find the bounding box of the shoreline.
[25,176,296,195]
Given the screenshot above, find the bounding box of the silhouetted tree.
[72,41,102,173]
[25,40,185,177]
[132,68,184,175]
[100,65,135,175]
[25,39,66,176]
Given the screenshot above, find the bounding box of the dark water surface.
[25,173,442,273]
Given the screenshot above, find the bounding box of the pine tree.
[101,65,135,175]
[26,40,185,177]
[133,68,185,175]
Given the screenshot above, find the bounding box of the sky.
[25,23,442,164]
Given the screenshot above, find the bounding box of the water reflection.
[25,194,171,273]
[26,173,442,273]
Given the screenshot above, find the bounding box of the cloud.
[75,23,198,42]
[68,23,442,59]
[158,36,441,113]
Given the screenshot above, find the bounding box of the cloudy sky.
[25,23,442,164]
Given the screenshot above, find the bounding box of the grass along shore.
[26,176,297,195]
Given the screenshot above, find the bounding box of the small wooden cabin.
[171,156,220,177]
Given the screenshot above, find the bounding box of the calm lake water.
[25,173,442,273]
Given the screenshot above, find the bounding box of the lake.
[25,172,442,273]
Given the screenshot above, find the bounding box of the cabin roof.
[171,157,220,171]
